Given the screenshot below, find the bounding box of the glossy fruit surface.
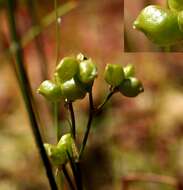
[124,64,135,78]
[77,59,97,84]
[60,78,86,101]
[119,77,144,97]
[44,143,68,166]
[168,0,183,12]
[133,5,183,45]
[104,64,124,87]
[37,80,62,101]
[55,57,79,83]
[58,133,78,158]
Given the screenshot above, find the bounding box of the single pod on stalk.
[104,64,124,87]
[37,80,62,102]
[119,77,144,97]
[133,5,183,45]
[55,57,79,83]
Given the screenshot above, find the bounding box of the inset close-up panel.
[124,0,183,52]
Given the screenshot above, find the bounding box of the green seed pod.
[58,133,78,159]
[168,0,183,12]
[104,64,124,87]
[133,5,183,45]
[60,78,86,101]
[44,143,68,166]
[37,80,62,101]
[178,11,183,31]
[55,57,79,83]
[119,77,144,97]
[77,59,97,85]
[124,64,135,78]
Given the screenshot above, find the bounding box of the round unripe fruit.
[37,80,62,102]
[119,77,144,97]
[58,133,78,159]
[60,78,86,101]
[168,0,183,12]
[104,64,124,87]
[44,143,68,166]
[55,57,79,83]
[124,64,135,78]
[77,59,97,84]
[133,5,183,45]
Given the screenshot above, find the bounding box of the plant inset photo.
[124,0,183,52]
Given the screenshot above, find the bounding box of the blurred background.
[1,0,183,190]
[124,0,183,52]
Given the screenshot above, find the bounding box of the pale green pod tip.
[104,64,124,87]
[37,80,62,102]
[77,59,97,84]
[55,57,79,83]
[124,64,135,78]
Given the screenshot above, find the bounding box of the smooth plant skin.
[178,11,183,31]
[58,133,78,159]
[77,59,97,84]
[124,64,135,78]
[133,5,183,46]
[60,78,86,101]
[37,80,62,101]
[55,57,79,83]
[168,0,183,12]
[44,143,68,166]
[119,77,144,97]
[104,64,124,87]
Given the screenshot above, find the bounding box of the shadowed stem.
[96,90,116,113]
[68,102,76,140]
[62,165,76,190]
[6,1,58,189]
[79,91,94,159]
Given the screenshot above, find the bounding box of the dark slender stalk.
[6,1,58,189]
[25,0,48,80]
[53,102,60,141]
[79,91,94,159]
[67,152,83,190]
[68,102,76,140]
[96,90,115,113]
[62,165,76,190]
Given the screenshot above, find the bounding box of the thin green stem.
[79,91,94,159]
[62,165,76,190]
[6,1,58,189]
[68,102,76,140]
